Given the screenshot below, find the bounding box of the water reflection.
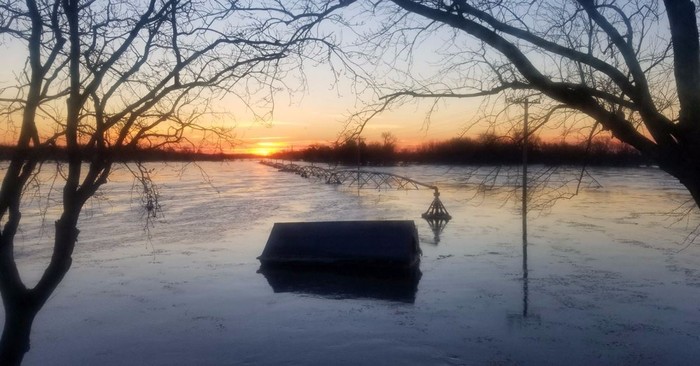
[521,187,530,319]
[508,161,540,326]
[258,266,421,303]
[507,227,540,325]
[511,226,540,324]
[423,217,450,244]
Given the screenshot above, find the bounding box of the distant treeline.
[272,135,649,166]
[0,145,253,162]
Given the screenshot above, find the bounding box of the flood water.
[5,160,700,365]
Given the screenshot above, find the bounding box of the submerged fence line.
[260,160,436,191]
[259,160,452,221]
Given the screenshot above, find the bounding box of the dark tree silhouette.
[0,0,346,364]
[337,0,700,207]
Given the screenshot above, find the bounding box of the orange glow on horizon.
[236,130,622,156]
[242,141,286,156]
[252,147,274,156]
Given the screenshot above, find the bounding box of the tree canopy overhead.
[336,0,700,206]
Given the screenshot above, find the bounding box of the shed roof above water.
[258,220,421,269]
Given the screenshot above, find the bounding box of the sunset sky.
[231,82,580,156]
[0,2,600,157]
[0,35,488,156]
[231,85,485,156]
[224,57,571,156]
[228,21,499,155]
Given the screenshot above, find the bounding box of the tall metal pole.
[522,100,528,246]
[522,99,529,317]
[357,136,361,195]
[508,96,537,317]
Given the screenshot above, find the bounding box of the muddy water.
[6,161,700,365]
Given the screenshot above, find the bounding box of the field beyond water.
[5,161,700,365]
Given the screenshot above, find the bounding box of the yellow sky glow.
[0,23,599,155]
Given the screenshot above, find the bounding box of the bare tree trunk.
[0,296,38,366]
[0,219,78,365]
[677,172,700,209]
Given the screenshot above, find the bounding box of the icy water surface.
[5,161,700,365]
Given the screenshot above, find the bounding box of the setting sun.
[253,147,273,156]
[246,141,285,156]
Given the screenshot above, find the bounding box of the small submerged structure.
[421,190,452,221]
[258,220,421,270]
[422,190,452,244]
[258,220,421,302]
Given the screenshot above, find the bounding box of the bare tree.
[334,0,700,208]
[0,0,347,364]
